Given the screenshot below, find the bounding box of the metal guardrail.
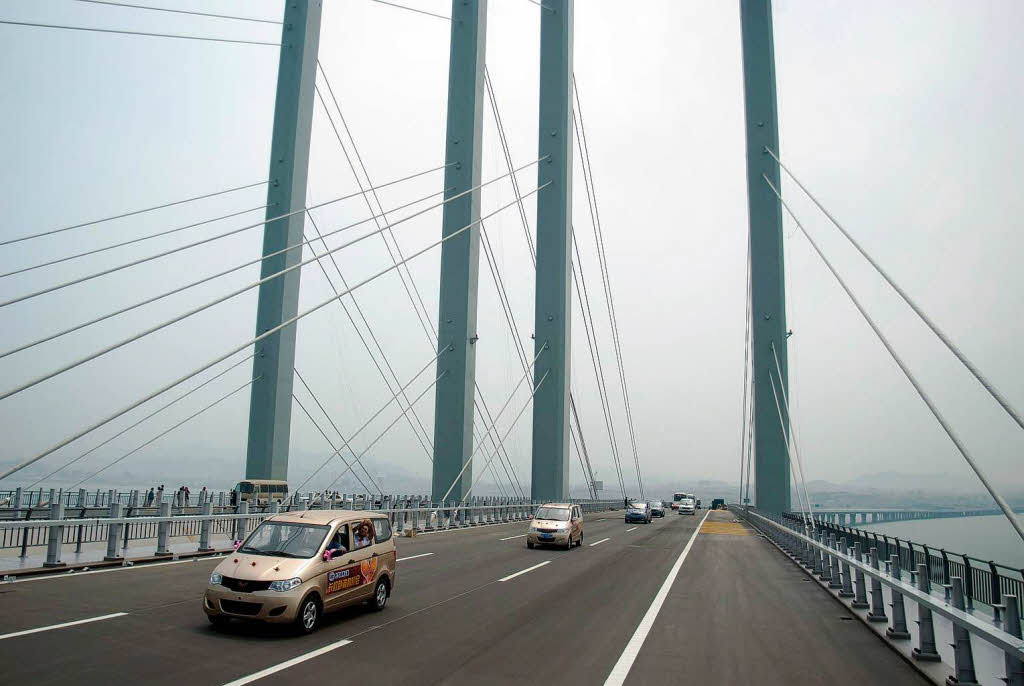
[0,498,623,569]
[802,513,1024,618]
[735,506,1024,685]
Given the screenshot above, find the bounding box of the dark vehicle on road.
[710,498,726,510]
[625,501,651,524]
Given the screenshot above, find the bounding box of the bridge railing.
[737,506,1024,685]
[0,498,623,572]
[791,513,1024,619]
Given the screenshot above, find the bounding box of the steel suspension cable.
[317,372,447,497]
[27,354,254,488]
[743,384,755,506]
[456,370,551,508]
[303,210,434,462]
[294,368,385,487]
[0,19,280,46]
[0,163,451,308]
[768,372,812,533]
[0,166,546,402]
[365,0,450,21]
[317,62,524,497]
[572,230,627,498]
[573,83,644,499]
[291,391,376,494]
[484,67,536,264]
[0,183,550,482]
[483,73,601,500]
[68,375,258,489]
[771,342,815,527]
[764,174,1024,544]
[70,0,283,24]
[766,147,1024,438]
[437,346,547,507]
[1,179,267,247]
[291,348,448,496]
[2,203,272,279]
[0,185,449,362]
[738,231,753,503]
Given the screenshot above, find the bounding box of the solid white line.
[0,612,128,640]
[499,534,527,540]
[397,552,434,562]
[498,560,550,582]
[626,527,638,532]
[603,510,710,686]
[589,537,611,547]
[222,639,353,685]
[1,556,213,584]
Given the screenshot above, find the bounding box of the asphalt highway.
[0,510,925,685]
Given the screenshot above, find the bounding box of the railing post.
[1002,594,1024,686]
[886,554,911,639]
[839,537,854,598]
[235,501,249,543]
[961,555,973,608]
[912,563,941,661]
[990,561,1003,625]
[104,502,123,561]
[74,505,87,553]
[948,576,980,685]
[852,542,869,608]
[812,532,823,576]
[828,534,841,589]
[13,486,23,509]
[43,501,66,567]
[868,547,887,623]
[412,496,422,532]
[155,501,172,557]
[198,501,214,552]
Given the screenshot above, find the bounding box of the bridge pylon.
[245,0,323,481]
[740,0,790,512]
[530,0,574,503]
[431,0,488,505]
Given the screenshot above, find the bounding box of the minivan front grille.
[221,577,272,593]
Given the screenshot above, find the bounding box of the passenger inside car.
[353,520,373,549]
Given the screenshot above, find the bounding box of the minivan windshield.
[239,521,329,559]
[629,502,646,509]
[534,507,570,521]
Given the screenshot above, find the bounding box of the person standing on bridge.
[183,485,190,506]
[145,487,154,507]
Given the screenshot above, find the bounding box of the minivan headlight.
[209,571,223,586]
[268,577,302,592]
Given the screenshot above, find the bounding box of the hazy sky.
[1,0,1022,500]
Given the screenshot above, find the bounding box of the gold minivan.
[203,510,396,633]
[527,503,583,549]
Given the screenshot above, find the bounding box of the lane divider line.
[397,553,434,562]
[498,560,550,582]
[0,612,128,640]
[499,534,526,540]
[222,639,353,685]
[603,509,711,686]
[626,527,638,532]
[2,556,214,584]
[589,537,611,547]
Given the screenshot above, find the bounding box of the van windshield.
[534,507,570,521]
[239,522,329,559]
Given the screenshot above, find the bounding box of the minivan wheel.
[565,533,573,550]
[577,531,583,547]
[371,579,389,612]
[295,596,320,634]
[527,540,535,549]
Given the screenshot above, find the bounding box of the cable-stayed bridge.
[1,1,1023,684]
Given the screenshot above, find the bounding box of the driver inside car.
[324,525,348,560]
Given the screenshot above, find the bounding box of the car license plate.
[539,534,553,540]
